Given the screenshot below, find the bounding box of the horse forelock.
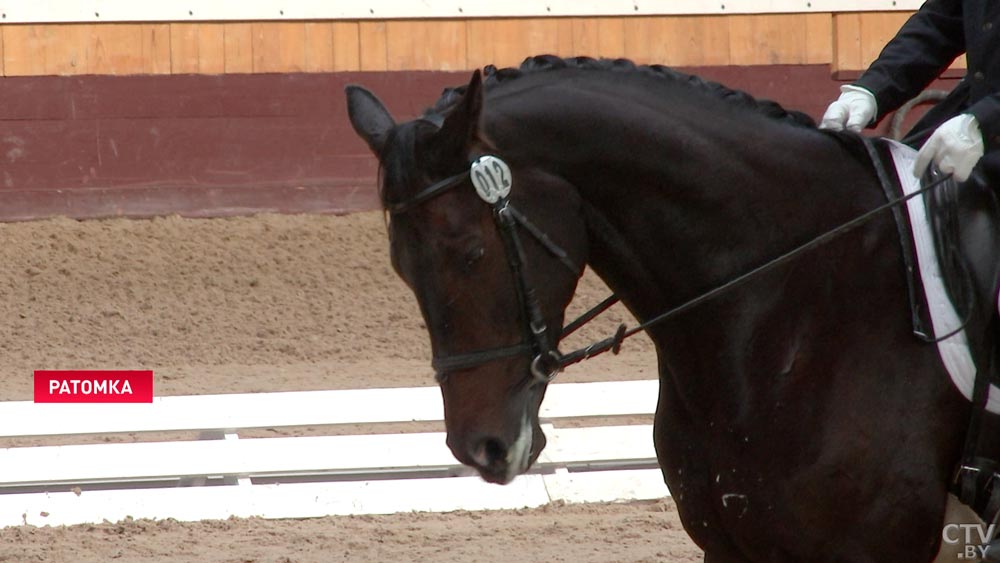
[424,55,816,129]
[377,119,431,211]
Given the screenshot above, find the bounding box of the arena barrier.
[0,380,665,527]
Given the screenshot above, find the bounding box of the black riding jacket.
[854,0,1000,150]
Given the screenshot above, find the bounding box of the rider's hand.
[913,113,985,182]
[819,85,878,133]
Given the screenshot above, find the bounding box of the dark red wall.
[0,65,960,221]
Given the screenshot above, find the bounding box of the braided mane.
[428,54,816,128]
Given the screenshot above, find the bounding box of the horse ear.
[345,85,397,157]
[437,70,483,153]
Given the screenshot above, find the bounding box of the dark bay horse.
[347,56,980,562]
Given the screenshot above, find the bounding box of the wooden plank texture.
[804,13,833,64]
[88,24,143,74]
[303,22,335,72]
[223,22,254,73]
[2,13,940,76]
[252,22,306,73]
[467,18,570,71]
[384,20,467,71]
[595,18,627,58]
[628,16,730,66]
[197,23,226,73]
[729,14,810,65]
[139,23,171,74]
[859,11,908,66]
[570,17,629,59]
[569,18,600,57]
[331,21,361,70]
[170,23,199,73]
[832,12,863,72]
[358,21,388,71]
[3,24,89,75]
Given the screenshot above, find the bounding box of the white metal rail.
[0,379,667,527]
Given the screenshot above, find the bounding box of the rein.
[390,152,956,383]
[558,167,960,369]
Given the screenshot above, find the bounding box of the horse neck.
[490,83,882,409]
[519,100,876,316]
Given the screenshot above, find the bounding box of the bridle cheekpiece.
[387,155,576,384]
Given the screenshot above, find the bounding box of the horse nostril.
[471,437,507,469]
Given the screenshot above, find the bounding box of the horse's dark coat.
[347,55,981,562]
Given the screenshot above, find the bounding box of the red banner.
[34,370,154,403]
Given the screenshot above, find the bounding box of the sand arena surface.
[0,211,702,562]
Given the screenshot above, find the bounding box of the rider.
[818,0,999,185]
[820,1,1000,558]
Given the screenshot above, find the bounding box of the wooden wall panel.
[169,23,199,73]
[694,16,732,66]
[0,12,949,77]
[656,16,729,66]
[832,12,965,75]
[858,12,909,66]
[332,22,360,71]
[622,17,651,64]
[805,14,833,64]
[140,24,172,74]
[569,19,599,58]
[554,18,575,58]
[223,23,254,73]
[569,17,628,59]
[197,24,227,73]
[625,16,729,67]
[832,13,863,72]
[596,18,627,58]
[729,14,809,65]
[170,23,225,73]
[252,22,307,73]
[358,21,388,71]
[467,18,571,71]
[304,22,335,71]
[4,25,91,75]
[89,25,136,74]
[465,20,497,69]
[387,20,466,71]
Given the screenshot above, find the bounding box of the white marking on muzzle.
[504,413,533,483]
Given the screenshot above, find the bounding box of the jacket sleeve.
[968,94,1000,150]
[854,0,966,122]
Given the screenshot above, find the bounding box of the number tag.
[470,155,512,203]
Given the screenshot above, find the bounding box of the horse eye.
[462,247,485,271]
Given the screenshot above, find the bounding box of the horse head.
[346,71,588,484]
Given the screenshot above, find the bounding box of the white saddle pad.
[886,139,1000,414]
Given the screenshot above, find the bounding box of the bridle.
[389,155,584,384]
[389,151,960,385]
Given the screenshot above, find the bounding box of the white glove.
[913,113,985,182]
[819,85,878,132]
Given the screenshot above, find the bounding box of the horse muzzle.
[446,416,546,485]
